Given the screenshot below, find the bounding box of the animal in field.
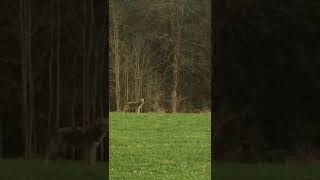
[123,98,144,114]
[45,119,107,165]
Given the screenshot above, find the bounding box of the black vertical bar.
[101,0,109,178]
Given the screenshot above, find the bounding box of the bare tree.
[48,0,55,141]
[170,0,183,113]
[1,0,107,160]
[89,0,96,126]
[108,0,211,112]
[56,0,61,130]
[19,0,33,159]
[27,0,34,158]
[110,0,121,111]
[145,0,185,113]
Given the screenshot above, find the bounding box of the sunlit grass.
[109,112,211,180]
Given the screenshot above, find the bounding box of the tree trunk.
[88,0,95,125]
[20,0,29,160]
[134,55,139,100]
[83,0,88,126]
[48,0,55,138]
[20,0,33,159]
[125,58,129,103]
[170,1,182,113]
[171,65,178,113]
[56,0,61,129]
[112,2,121,111]
[27,0,34,159]
[114,27,121,111]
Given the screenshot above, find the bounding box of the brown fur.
[45,119,107,165]
[124,98,144,114]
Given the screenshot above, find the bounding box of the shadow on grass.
[0,159,107,180]
[213,162,320,180]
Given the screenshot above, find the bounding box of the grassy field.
[110,112,211,180]
[214,162,320,180]
[2,112,319,180]
[0,159,107,180]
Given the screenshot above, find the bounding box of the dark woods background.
[214,0,320,163]
[0,0,107,160]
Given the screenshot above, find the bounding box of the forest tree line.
[109,0,211,113]
[0,0,107,161]
[214,0,320,162]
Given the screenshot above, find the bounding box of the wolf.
[123,98,144,114]
[45,118,107,165]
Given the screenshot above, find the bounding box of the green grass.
[0,159,107,180]
[109,112,211,180]
[214,162,320,180]
[3,112,319,180]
